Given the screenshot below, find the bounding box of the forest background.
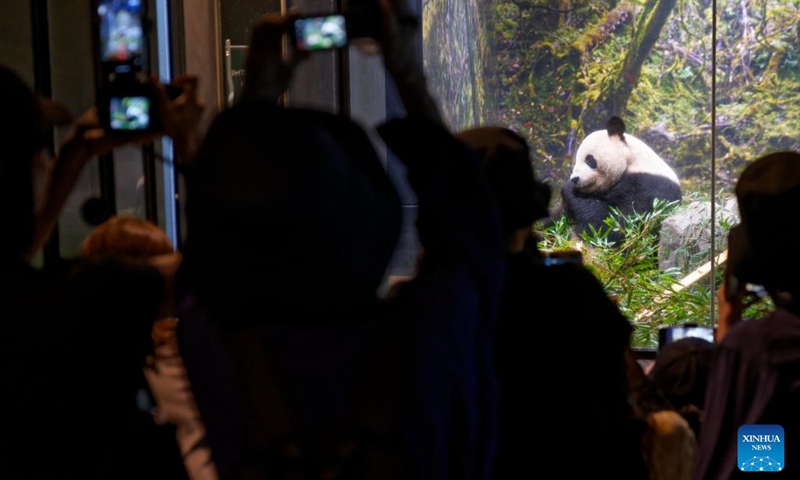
[422,0,800,345]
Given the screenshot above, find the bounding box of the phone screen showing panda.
[109,95,151,131]
[97,0,145,73]
[293,15,348,51]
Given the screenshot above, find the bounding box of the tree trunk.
[583,0,678,131]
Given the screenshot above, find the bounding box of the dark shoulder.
[722,309,800,353]
[514,256,608,295]
[508,254,627,320]
[290,107,367,134]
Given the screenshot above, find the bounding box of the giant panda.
[561,116,682,244]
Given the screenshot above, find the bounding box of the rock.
[658,198,739,271]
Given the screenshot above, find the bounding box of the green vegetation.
[423,0,797,342]
[537,198,773,348]
[479,0,800,194]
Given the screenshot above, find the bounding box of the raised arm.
[28,78,204,260]
[240,13,306,105]
[27,109,161,261]
[376,0,445,127]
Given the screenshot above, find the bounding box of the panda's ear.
[606,116,626,141]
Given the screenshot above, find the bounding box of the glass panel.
[219,0,279,107]
[284,0,339,112]
[219,0,276,109]
[114,144,147,218]
[48,0,103,258]
[56,163,102,258]
[714,0,798,320]
[49,0,167,257]
[220,0,281,46]
[423,0,719,348]
[224,40,249,107]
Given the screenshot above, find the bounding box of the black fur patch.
[561,172,681,244]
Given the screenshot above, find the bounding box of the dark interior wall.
[0,1,35,86]
[184,0,223,134]
[220,0,281,45]
[47,0,96,121]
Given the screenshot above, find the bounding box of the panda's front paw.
[561,181,578,202]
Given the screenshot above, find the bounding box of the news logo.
[738,425,784,472]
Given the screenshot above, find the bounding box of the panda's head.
[569,119,631,194]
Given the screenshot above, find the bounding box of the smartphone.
[98,78,157,132]
[541,249,583,267]
[95,0,147,75]
[98,80,183,133]
[108,95,151,131]
[658,324,715,349]
[292,14,349,52]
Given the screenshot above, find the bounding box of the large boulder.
[659,198,739,271]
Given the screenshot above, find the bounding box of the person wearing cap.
[694,151,800,480]
[453,126,649,480]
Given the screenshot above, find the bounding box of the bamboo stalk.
[634,249,728,323]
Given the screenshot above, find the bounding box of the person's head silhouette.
[180,102,401,326]
[456,126,550,252]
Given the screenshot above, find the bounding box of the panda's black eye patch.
[585,154,598,169]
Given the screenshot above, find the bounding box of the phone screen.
[541,250,583,267]
[658,325,715,349]
[97,0,145,65]
[109,96,151,131]
[293,15,348,51]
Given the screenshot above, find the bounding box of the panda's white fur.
[561,117,682,243]
[570,129,679,194]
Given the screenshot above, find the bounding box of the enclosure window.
[422,0,798,347]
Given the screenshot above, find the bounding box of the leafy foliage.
[536,197,771,348]
[424,0,797,347]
